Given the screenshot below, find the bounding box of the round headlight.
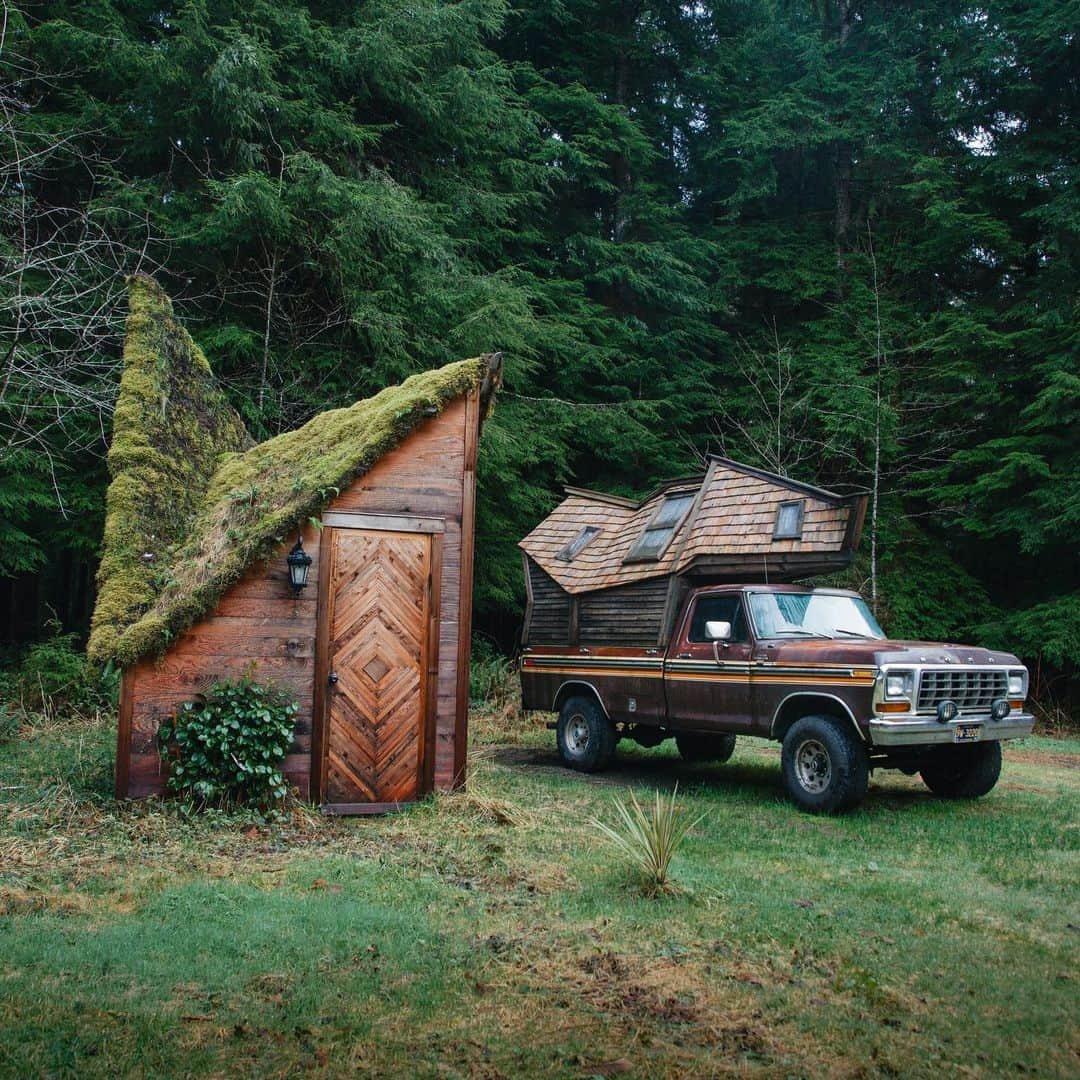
[936,700,958,723]
[991,698,1011,720]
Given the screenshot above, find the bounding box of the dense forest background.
[1,1,1076,716]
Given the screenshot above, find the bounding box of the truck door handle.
[328,672,339,685]
[677,652,690,659]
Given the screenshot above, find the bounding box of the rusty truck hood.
[761,638,1022,668]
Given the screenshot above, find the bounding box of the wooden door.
[320,527,434,810]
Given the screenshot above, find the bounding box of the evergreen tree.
[0,0,1074,712]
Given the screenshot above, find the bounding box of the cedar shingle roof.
[520,458,866,594]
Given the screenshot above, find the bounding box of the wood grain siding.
[120,519,322,800]
[524,557,572,644]
[117,396,476,802]
[578,578,670,645]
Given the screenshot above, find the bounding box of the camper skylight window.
[774,500,805,540]
[557,525,600,561]
[625,492,695,562]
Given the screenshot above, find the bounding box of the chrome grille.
[917,669,1008,712]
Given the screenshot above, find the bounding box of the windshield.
[748,592,885,640]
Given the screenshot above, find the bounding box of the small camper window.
[626,492,695,562]
[774,500,805,540]
[557,525,600,561]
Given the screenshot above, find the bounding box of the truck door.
[664,592,755,733]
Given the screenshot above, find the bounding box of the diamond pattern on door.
[324,528,431,805]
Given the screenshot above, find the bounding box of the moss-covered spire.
[89,275,498,669]
[88,275,252,667]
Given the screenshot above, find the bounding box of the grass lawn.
[0,709,1077,1079]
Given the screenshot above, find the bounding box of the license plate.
[954,723,983,743]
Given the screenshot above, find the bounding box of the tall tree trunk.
[868,223,883,615]
[612,43,631,244]
[610,3,642,248]
[258,246,278,416]
[833,1,857,283]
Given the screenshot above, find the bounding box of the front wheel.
[556,696,616,773]
[675,731,737,764]
[781,715,869,814]
[920,741,1001,798]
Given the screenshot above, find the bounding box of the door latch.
[328,672,339,685]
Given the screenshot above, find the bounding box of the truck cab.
[520,584,1034,812]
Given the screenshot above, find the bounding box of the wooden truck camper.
[89,275,500,813]
[519,458,868,651]
[518,461,1036,815]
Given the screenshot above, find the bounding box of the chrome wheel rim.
[565,714,591,755]
[795,738,832,794]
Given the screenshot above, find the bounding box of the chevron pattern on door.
[324,528,431,806]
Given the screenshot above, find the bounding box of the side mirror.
[705,620,732,642]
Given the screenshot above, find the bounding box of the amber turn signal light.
[877,701,911,714]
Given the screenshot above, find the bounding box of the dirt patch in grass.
[432,919,876,1077]
[1009,747,1080,770]
[450,935,850,1077]
[0,884,92,917]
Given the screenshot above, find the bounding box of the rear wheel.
[556,695,616,773]
[920,741,1001,798]
[675,731,737,764]
[781,715,869,813]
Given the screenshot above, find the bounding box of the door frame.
[311,511,444,810]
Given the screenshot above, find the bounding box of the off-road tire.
[781,715,869,814]
[675,731,737,764]
[557,695,617,773]
[919,741,1002,798]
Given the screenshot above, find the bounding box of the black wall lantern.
[286,535,312,595]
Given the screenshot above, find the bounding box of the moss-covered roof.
[89,275,498,669]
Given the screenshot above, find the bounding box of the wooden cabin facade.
[520,458,867,650]
[92,276,499,814]
[117,393,484,811]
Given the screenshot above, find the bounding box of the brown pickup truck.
[520,584,1034,812]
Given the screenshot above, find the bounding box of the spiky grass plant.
[590,784,703,897]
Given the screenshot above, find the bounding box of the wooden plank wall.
[524,558,572,644]
[119,397,472,800]
[577,577,670,646]
[120,523,321,799]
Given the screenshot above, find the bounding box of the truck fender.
[770,692,867,744]
[551,681,611,720]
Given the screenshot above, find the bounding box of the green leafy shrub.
[6,628,118,718]
[469,638,517,707]
[159,678,298,808]
[469,638,527,745]
[0,702,19,744]
[590,785,703,897]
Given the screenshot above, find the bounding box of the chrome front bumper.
[868,713,1035,748]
